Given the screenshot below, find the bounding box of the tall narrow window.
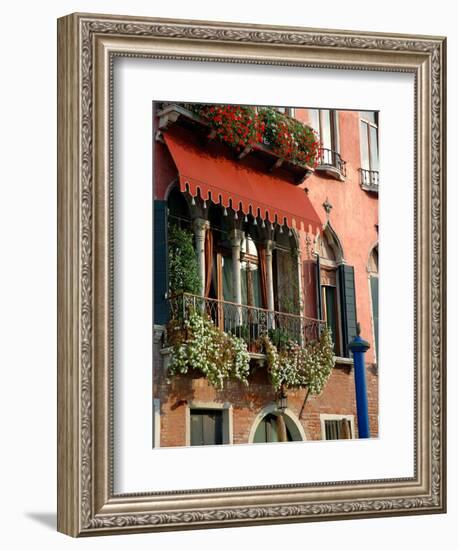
[368,246,379,361]
[317,231,342,356]
[308,109,345,178]
[359,111,379,190]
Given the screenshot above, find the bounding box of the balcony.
[359,168,379,193]
[315,148,346,181]
[168,292,325,354]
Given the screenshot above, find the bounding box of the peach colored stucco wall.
[295,108,379,364]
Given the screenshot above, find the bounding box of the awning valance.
[163,127,321,234]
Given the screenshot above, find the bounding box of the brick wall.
[154,342,378,446]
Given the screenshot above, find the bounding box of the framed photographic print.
[57,13,446,536]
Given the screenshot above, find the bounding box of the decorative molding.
[88,495,438,530]
[85,19,440,54]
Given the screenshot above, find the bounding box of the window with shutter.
[190,409,223,446]
[338,264,358,358]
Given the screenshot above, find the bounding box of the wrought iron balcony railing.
[168,292,325,351]
[317,148,347,178]
[359,168,379,192]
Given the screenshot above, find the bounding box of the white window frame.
[320,413,356,440]
[359,112,379,172]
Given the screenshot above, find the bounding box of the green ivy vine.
[168,224,201,296]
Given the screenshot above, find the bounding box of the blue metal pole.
[348,323,371,438]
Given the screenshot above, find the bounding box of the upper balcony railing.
[316,147,347,179]
[168,292,325,352]
[359,168,379,192]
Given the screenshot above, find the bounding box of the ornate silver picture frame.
[57,13,446,536]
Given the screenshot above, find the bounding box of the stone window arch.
[248,403,306,443]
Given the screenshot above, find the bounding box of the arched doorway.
[248,404,306,444]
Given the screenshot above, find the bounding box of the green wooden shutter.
[190,410,223,446]
[154,200,168,325]
[190,412,203,446]
[338,264,358,358]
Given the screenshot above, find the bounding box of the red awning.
[163,127,321,234]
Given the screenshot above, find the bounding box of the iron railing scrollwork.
[168,292,325,348]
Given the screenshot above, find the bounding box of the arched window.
[368,245,379,361]
[316,227,344,356]
[315,225,358,359]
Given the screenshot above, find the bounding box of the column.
[295,249,304,344]
[229,230,244,326]
[265,239,275,328]
[348,323,371,438]
[193,218,209,297]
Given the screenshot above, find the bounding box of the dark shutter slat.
[338,264,358,358]
[154,200,168,325]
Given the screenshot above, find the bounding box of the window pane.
[321,110,332,149]
[360,111,376,124]
[308,109,320,133]
[369,125,379,171]
[275,249,299,315]
[360,121,370,170]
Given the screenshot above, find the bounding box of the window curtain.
[276,414,288,443]
[258,246,268,309]
[340,418,352,439]
[204,228,213,298]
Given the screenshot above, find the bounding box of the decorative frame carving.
[57,13,446,536]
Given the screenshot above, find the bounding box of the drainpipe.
[348,323,371,438]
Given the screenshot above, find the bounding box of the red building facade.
[153,103,379,447]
